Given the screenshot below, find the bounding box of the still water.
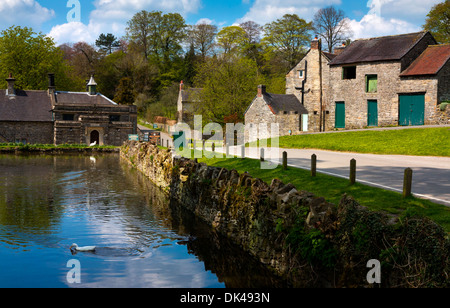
[0,154,284,288]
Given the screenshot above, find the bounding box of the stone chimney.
[257,85,266,97]
[311,36,321,50]
[87,75,97,95]
[334,43,347,56]
[6,73,15,96]
[48,73,56,95]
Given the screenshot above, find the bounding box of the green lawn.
[250,127,450,157]
[195,153,450,233]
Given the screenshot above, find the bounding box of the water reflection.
[0,154,286,288]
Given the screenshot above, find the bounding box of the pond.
[0,154,285,288]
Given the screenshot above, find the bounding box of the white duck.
[70,243,96,252]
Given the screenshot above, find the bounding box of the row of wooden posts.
[208,144,414,198]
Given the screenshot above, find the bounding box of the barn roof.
[400,44,450,77]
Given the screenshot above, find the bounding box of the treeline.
[1,7,352,125]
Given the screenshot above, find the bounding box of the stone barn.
[0,74,137,146]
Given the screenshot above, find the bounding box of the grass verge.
[194,152,450,232]
[248,127,450,157]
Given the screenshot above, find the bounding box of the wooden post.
[241,145,245,159]
[226,144,230,157]
[403,168,413,198]
[212,142,215,153]
[260,148,265,162]
[283,151,288,170]
[311,154,317,177]
[350,159,356,185]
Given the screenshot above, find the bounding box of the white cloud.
[48,0,202,44]
[0,0,55,29]
[236,0,341,25]
[347,14,420,40]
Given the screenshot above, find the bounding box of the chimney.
[334,43,347,56]
[180,80,184,91]
[48,73,56,95]
[6,73,15,96]
[87,75,97,95]
[311,36,321,50]
[257,85,266,97]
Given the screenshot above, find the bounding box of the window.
[110,115,121,122]
[343,66,356,79]
[63,114,75,121]
[366,75,378,93]
[298,70,304,78]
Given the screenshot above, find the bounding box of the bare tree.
[187,23,218,60]
[313,6,352,53]
[240,20,262,44]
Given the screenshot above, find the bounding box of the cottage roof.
[0,90,53,122]
[54,92,117,106]
[181,88,202,102]
[400,44,450,77]
[329,31,433,66]
[263,93,308,115]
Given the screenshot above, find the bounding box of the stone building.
[0,74,137,146]
[284,31,450,132]
[244,85,308,141]
[177,81,202,126]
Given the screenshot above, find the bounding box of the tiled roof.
[329,31,433,66]
[400,44,450,76]
[55,92,117,106]
[0,90,53,122]
[263,93,309,115]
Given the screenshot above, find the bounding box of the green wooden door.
[367,100,378,127]
[335,102,345,128]
[399,94,425,126]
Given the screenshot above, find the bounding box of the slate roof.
[329,31,433,66]
[54,92,117,106]
[181,88,202,102]
[263,93,308,115]
[400,44,450,77]
[0,90,53,122]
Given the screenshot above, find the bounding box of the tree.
[217,26,248,55]
[95,33,121,55]
[0,26,74,91]
[113,77,135,105]
[187,23,218,60]
[193,57,264,126]
[240,21,262,44]
[313,6,352,53]
[423,0,450,44]
[263,14,314,70]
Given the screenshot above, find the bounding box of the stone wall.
[121,141,449,288]
[0,121,54,144]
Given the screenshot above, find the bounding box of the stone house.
[177,81,202,126]
[284,31,450,132]
[244,85,308,141]
[0,74,137,146]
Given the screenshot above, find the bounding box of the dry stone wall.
[121,141,449,288]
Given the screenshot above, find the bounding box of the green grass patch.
[249,128,450,157]
[194,153,450,232]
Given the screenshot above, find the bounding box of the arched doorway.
[90,130,100,145]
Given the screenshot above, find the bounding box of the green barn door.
[399,94,425,126]
[367,100,378,127]
[335,102,345,128]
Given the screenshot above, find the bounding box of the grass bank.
[0,143,118,153]
[194,152,450,233]
[249,127,450,157]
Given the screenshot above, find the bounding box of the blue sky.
[0,0,442,45]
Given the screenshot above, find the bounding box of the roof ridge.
[353,31,427,42]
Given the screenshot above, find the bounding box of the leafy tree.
[263,14,314,70]
[0,26,74,91]
[313,6,352,53]
[217,26,248,55]
[113,77,135,105]
[95,33,121,55]
[423,0,450,44]
[193,57,264,126]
